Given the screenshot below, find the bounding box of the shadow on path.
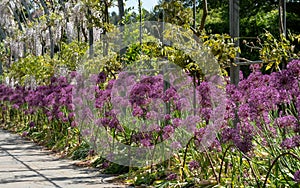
[0,129,128,188]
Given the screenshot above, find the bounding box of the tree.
[117,0,125,25]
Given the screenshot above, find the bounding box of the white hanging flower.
[5,76,9,86]
[73,2,83,14]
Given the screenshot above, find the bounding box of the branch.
[242,40,262,50]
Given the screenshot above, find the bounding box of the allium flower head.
[140,138,151,147]
[281,137,297,149]
[97,72,107,83]
[189,160,200,171]
[287,59,300,78]
[166,173,177,180]
[275,115,297,129]
[294,170,300,183]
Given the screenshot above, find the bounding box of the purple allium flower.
[129,83,151,106]
[163,125,174,134]
[287,59,300,78]
[67,103,75,111]
[238,104,251,121]
[102,161,110,169]
[29,122,35,128]
[194,128,205,145]
[71,121,78,127]
[97,72,107,83]
[132,106,144,117]
[12,104,19,109]
[281,137,297,149]
[50,77,57,84]
[106,79,115,90]
[200,107,211,122]
[164,114,171,121]
[235,136,253,153]
[294,170,300,183]
[57,111,64,119]
[226,84,243,103]
[183,115,201,133]
[237,122,254,136]
[250,64,261,72]
[189,160,200,171]
[163,87,178,102]
[109,117,119,129]
[293,135,300,147]
[166,173,177,180]
[172,118,182,127]
[294,123,300,133]
[275,115,297,129]
[68,112,75,119]
[70,71,77,78]
[221,128,239,143]
[140,138,151,147]
[22,131,28,137]
[239,70,244,81]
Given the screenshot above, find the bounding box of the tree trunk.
[117,0,125,25]
[279,0,286,37]
[117,0,125,64]
[199,0,207,32]
[138,0,142,45]
[279,0,287,69]
[21,0,33,22]
[103,1,109,56]
[40,0,54,58]
[87,8,94,58]
[193,0,196,29]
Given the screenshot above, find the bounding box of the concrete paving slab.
[0,129,128,188]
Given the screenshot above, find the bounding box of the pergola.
[0,0,290,83]
[229,0,287,85]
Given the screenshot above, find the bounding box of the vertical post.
[0,29,4,79]
[163,64,170,116]
[138,0,142,46]
[88,8,94,58]
[118,0,125,66]
[229,0,240,127]
[161,8,164,45]
[279,0,287,68]
[279,0,287,37]
[103,1,109,56]
[0,59,2,81]
[193,0,196,29]
[40,0,54,58]
[229,0,240,86]
[283,0,286,37]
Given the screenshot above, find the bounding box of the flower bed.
[0,60,299,187]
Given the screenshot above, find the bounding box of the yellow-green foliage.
[201,33,240,69]
[260,31,299,70]
[7,54,56,85]
[7,41,88,85]
[58,41,88,70]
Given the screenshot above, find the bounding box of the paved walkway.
[0,129,128,188]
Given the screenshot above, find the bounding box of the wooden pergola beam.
[229,0,240,86]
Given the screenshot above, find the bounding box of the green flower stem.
[181,136,194,180]
[263,152,300,187]
[241,153,261,187]
[219,144,234,182]
[204,149,219,183]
